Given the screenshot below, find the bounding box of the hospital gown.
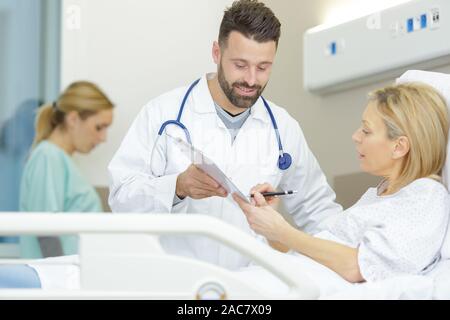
[19,141,102,258]
[315,178,450,282]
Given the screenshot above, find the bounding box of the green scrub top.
[19,141,102,258]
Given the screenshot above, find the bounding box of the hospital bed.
[0,213,320,300]
[1,213,449,300]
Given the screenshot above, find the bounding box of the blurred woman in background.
[20,81,114,258]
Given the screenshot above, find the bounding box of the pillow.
[440,194,450,260]
[396,70,450,189]
[441,214,450,259]
[396,70,450,259]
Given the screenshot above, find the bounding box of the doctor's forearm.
[279,226,364,283]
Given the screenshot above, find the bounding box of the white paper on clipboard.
[167,134,250,203]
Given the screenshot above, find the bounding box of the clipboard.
[167,134,250,203]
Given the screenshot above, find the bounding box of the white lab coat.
[108,74,342,270]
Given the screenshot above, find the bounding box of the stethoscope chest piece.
[278,153,292,171]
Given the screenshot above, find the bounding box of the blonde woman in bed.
[234,82,450,285]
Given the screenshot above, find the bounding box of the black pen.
[250,190,298,198]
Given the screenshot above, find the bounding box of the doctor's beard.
[218,63,266,109]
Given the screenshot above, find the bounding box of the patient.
[234,82,450,283]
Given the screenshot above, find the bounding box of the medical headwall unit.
[304,0,450,94]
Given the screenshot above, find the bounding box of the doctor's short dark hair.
[219,0,281,48]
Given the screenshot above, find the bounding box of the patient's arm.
[268,240,289,253]
[280,227,364,283]
[233,192,365,283]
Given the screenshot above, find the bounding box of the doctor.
[108,0,342,270]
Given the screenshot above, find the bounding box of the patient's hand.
[233,192,292,244]
[250,183,280,209]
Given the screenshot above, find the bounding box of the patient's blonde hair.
[33,81,114,147]
[369,82,449,190]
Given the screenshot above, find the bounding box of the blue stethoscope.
[157,79,292,171]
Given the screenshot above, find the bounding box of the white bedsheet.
[28,255,80,290]
[429,259,450,300]
[27,254,450,299]
[325,259,450,300]
[235,254,450,300]
[234,251,353,298]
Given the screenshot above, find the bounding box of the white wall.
[263,0,450,190]
[61,0,233,187]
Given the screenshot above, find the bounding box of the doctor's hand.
[233,192,292,244]
[250,183,280,209]
[176,165,228,200]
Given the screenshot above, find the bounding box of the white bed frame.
[0,213,319,300]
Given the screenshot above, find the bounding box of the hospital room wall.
[62,0,450,209]
[61,0,235,191]
[264,0,450,207]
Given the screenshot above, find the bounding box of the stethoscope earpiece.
[278,153,292,171]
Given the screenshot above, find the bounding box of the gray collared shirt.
[214,102,251,144]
